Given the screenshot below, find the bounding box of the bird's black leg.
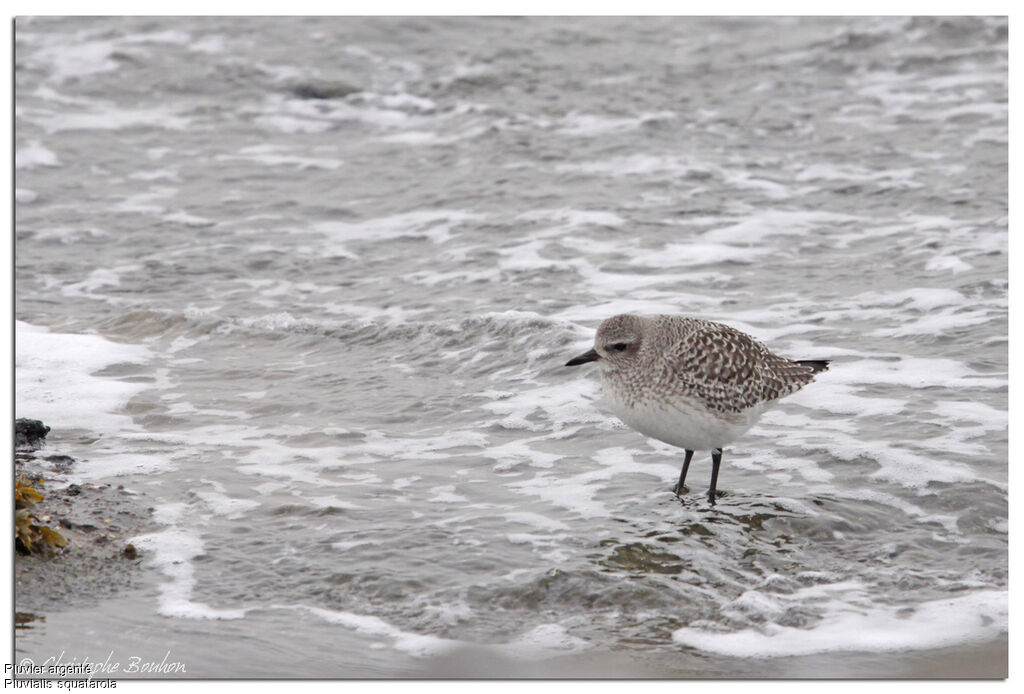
[707,448,723,505]
[673,449,694,496]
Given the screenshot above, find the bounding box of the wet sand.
[15,430,155,619]
[16,599,1006,679]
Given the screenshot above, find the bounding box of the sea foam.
[15,321,151,435]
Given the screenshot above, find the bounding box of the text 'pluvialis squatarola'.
[565,313,830,505]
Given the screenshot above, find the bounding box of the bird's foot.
[672,483,688,497]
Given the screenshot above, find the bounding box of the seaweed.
[14,475,68,554]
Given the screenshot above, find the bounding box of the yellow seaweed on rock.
[15,476,44,508]
[38,526,68,549]
[15,509,37,552]
[13,475,68,554]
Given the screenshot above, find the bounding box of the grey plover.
[565,313,829,505]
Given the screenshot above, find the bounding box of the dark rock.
[65,484,83,497]
[121,544,139,560]
[15,419,50,449]
[288,81,361,100]
[15,612,43,629]
[45,454,76,472]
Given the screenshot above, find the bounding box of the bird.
[564,313,829,505]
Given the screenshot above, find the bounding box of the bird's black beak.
[565,348,600,367]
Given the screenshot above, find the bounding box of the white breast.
[601,383,770,451]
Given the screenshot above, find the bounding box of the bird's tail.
[795,359,830,374]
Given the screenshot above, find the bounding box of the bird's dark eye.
[610,342,629,352]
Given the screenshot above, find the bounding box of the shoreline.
[14,419,156,622]
[11,427,1006,679]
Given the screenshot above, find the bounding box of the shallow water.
[14,16,1007,677]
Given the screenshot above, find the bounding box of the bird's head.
[565,313,645,368]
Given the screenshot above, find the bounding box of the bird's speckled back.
[595,314,825,414]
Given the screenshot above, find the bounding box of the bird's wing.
[668,320,818,414]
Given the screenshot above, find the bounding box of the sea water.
[14,16,1007,677]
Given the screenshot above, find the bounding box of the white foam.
[25,226,107,243]
[576,267,723,295]
[253,114,333,134]
[556,153,699,177]
[233,309,417,334]
[508,447,676,519]
[377,131,446,145]
[922,71,1006,91]
[417,599,474,628]
[481,381,603,433]
[256,93,423,133]
[188,35,227,54]
[313,210,483,256]
[331,540,377,551]
[194,489,262,520]
[33,107,190,133]
[163,211,215,227]
[118,29,193,46]
[719,170,796,199]
[359,429,490,461]
[554,111,676,137]
[702,210,862,243]
[516,208,625,228]
[296,604,588,661]
[964,126,1006,147]
[33,38,121,81]
[798,428,980,489]
[15,140,60,169]
[631,242,773,268]
[825,356,1006,390]
[65,452,171,482]
[359,92,437,112]
[795,164,922,187]
[306,495,363,511]
[61,265,140,299]
[215,145,344,170]
[673,589,1006,657]
[128,169,180,182]
[15,321,151,435]
[433,60,489,87]
[238,390,267,400]
[786,382,906,417]
[16,189,38,203]
[508,470,611,519]
[922,103,1007,122]
[729,447,834,484]
[498,623,589,659]
[132,515,248,620]
[392,477,418,491]
[875,306,994,337]
[234,438,372,488]
[495,238,581,273]
[427,486,469,504]
[484,438,565,471]
[402,267,501,287]
[849,287,966,312]
[931,400,1007,428]
[503,512,570,532]
[553,298,722,324]
[924,255,972,273]
[295,605,462,658]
